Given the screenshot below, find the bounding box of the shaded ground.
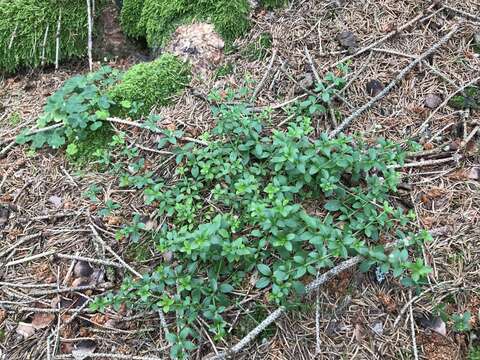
[1,0,480,359]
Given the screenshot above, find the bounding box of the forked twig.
[330,22,462,138]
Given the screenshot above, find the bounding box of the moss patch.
[0,0,104,73]
[120,0,251,49]
[67,123,114,166]
[109,54,190,117]
[259,0,288,9]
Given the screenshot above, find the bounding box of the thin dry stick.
[89,224,141,277]
[390,155,463,169]
[54,354,162,360]
[55,10,62,70]
[409,289,419,360]
[0,232,42,258]
[56,253,123,268]
[443,4,480,23]
[30,283,112,296]
[4,250,56,267]
[251,48,278,102]
[207,256,362,359]
[328,4,438,70]
[41,24,50,66]
[86,0,93,71]
[330,23,462,138]
[416,76,480,135]
[209,226,448,359]
[107,117,209,146]
[304,47,321,83]
[8,24,18,50]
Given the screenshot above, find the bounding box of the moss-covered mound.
[120,0,251,49]
[109,54,190,117]
[0,0,102,73]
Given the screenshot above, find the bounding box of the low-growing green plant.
[449,86,479,110]
[452,311,472,332]
[16,66,122,151]
[7,112,22,125]
[109,54,190,117]
[469,347,480,360]
[260,0,288,9]
[90,70,432,358]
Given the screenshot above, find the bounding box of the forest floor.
[1,0,480,359]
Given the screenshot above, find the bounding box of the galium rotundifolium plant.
[91,68,432,359]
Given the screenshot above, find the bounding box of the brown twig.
[329,22,462,138]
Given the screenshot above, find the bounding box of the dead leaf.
[0,309,6,323]
[425,94,443,109]
[71,277,90,288]
[16,322,36,338]
[48,195,63,208]
[0,205,10,229]
[337,31,358,50]
[353,324,364,342]
[378,292,397,313]
[468,168,479,180]
[106,216,122,226]
[72,340,96,360]
[32,312,55,329]
[366,80,384,97]
[74,261,94,278]
[417,315,447,336]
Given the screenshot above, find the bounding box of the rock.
[425,93,443,109]
[366,80,384,97]
[337,31,358,52]
[417,315,447,336]
[298,72,314,89]
[48,195,63,208]
[166,23,225,79]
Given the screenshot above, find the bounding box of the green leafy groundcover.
[0,0,103,73]
[90,80,432,357]
[120,0,251,49]
[16,54,190,158]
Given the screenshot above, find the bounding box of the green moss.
[7,112,22,125]
[66,123,114,165]
[109,54,190,117]
[243,32,273,61]
[120,0,250,50]
[0,0,104,73]
[120,0,145,38]
[259,0,288,9]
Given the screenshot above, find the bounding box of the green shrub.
[0,0,103,73]
[120,0,145,38]
[91,70,432,359]
[109,54,190,117]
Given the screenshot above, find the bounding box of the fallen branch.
[390,154,463,169]
[329,22,462,138]
[207,227,447,359]
[250,48,278,102]
[328,3,439,70]
[86,0,93,71]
